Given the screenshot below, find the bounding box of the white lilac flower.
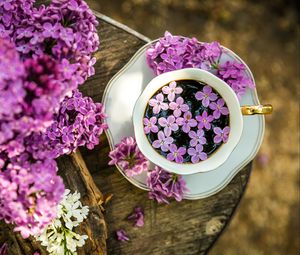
[35,189,89,255]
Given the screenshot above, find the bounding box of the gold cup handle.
[241,104,273,115]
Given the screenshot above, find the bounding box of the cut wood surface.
[79,12,253,255]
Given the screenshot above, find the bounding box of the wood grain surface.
[79,13,253,255]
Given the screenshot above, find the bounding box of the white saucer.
[102,40,265,199]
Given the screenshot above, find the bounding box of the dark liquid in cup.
[144,80,230,164]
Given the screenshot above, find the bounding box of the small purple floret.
[176,111,197,133]
[167,144,186,163]
[152,131,173,152]
[213,126,230,143]
[128,207,144,227]
[116,229,130,242]
[169,97,189,117]
[209,98,229,119]
[188,130,207,147]
[162,81,183,102]
[143,117,159,134]
[158,116,179,136]
[187,144,207,163]
[195,85,218,107]
[195,111,214,130]
[149,93,168,114]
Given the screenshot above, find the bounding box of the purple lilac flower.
[169,97,189,117]
[167,144,186,163]
[146,41,164,60]
[152,131,173,152]
[60,58,80,80]
[45,90,108,156]
[0,1,102,239]
[0,40,68,155]
[0,0,99,86]
[147,166,189,203]
[209,98,229,119]
[162,81,183,101]
[23,132,56,160]
[108,137,149,177]
[195,85,218,107]
[158,116,178,136]
[217,61,255,98]
[68,0,88,12]
[213,126,230,143]
[187,144,207,163]
[160,31,180,46]
[188,129,206,147]
[16,26,35,40]
[0,243,8,255]
[116,229,129,242]
[0,156,64,238]
[149,93,168,114]
[146,32,255,99]
[0,0,34,36]
[22,55,67,123]
[0,38,24,116]
[42,22,61,38]
[201,41,222,65]
[143,117,158,134]
[176,111,197,133]
[161,48,181,66]
[195,111,214,130]
[127,207,144,227]
[146,31,222,75]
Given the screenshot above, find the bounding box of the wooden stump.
[78,12,253,255]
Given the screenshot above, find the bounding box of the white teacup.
[133,68,272,175]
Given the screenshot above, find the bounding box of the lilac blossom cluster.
[108,136,189,203]
[0,39,66,158]
[217,61,255,98]
[0,90,107,238]
[0,151,64,238]
[108,137,149,177]
[146,31,254,98]
[45,89,108,157]
[0,0,100,91]
[0,0,34,40]
[147,166,189,203]
[0,0,104,239]
[144,81,230,164]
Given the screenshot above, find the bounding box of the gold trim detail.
[241,104,273,115]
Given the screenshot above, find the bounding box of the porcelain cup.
[133,68,272,175]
